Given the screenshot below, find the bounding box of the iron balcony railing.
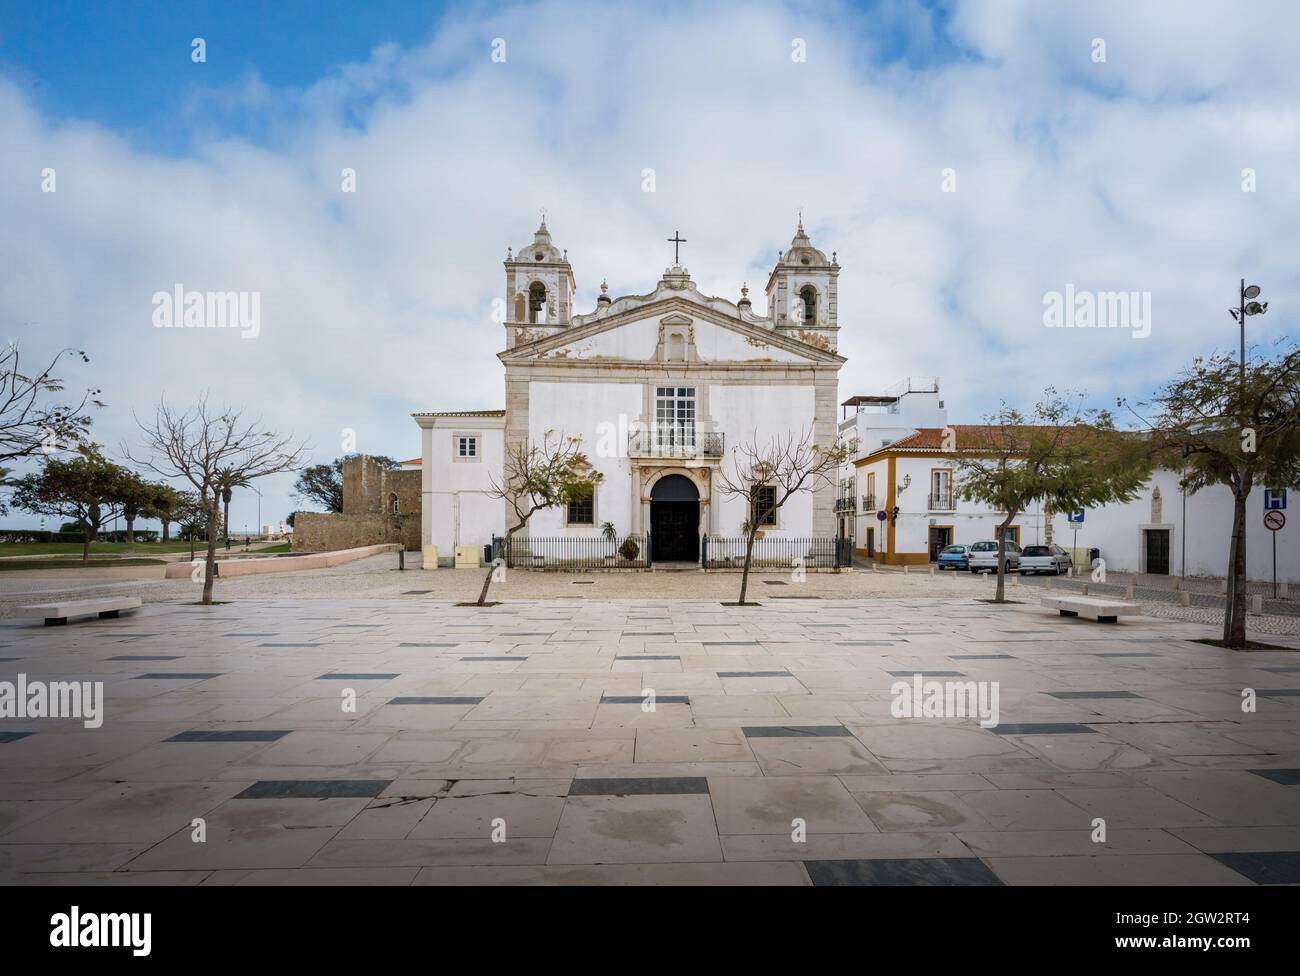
[928,492,955,511]
[834,496,855,513]
[627,429,725,458]
[862,493,876,511]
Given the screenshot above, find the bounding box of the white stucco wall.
[543,314,807,363]
[526,380,642,535]
[1048,469,1299,581]
[712,384,817,536]
[420,420,504,559]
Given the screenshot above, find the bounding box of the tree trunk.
[202,497,220,605]
[125,517,135,545]
[161,518,171,543]
[1224,483,1250,648]
[477,532,511,606]
[993,514,1016,604]
[223,498,231,550]
[738,527,759,605]
[82,526,91,563]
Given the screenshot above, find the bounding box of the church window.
[388,493,399,515]
[457,436,478,458]
[528,282,546,323]
[752,485,777,527]
[654,387,696,452]
[799,286,817,325]
[567,493,594,526]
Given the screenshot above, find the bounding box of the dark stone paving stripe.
[838,641,901,646]
[1258,689,1300,697]
[1045,691,1142,700]
[261,643,321,648]
[615,655,681,660]
[460,656,528,661]
[166,730,292,742]
[317,673,400,680]
[888,670,966,677]
[1208,851,1300,885]
[134,673,221,680]
[762,581,788,586]
[388,696,484,705]
[569,777,709,796]
[622,632,674,636]
[1247,768,1300,785]
[1261,666,1300,673]
[0,732,36,744]
[402,590,431,595]
[717,671,792,678]
[0,657,22,662]
[108,655,182,661]
[236,779,391,799]
[335,624,383,628]
[743,725,852,738]
[804,858,1003,886]
[950,654,1014,660]
[601,695,690,704]
[990,723,1098,735]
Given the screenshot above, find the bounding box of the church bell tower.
[504,217,576,349]
[764,218,839,352]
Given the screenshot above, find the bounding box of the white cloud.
[2,0,1297,530]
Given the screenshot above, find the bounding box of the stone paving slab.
[1,595,1299,885]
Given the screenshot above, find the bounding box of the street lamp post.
[1226,280,1267,616]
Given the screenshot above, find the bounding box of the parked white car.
[967,540,1021,572]
[1019,544,1073,576]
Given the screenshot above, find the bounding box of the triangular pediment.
[500,296,844,366]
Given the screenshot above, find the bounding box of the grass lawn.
[0,541,267,558]
[0,557,166,570]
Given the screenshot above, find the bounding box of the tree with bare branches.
[0,343,100,467]
[475,431,601,606]
[715,429,848,606]
[124,396,308,604]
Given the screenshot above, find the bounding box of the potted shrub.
[618,536,640,563]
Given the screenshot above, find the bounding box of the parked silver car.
[967,539,1021,572]
[1019,544,1073,576]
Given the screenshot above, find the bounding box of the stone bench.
[17,597,143,626]
[1040,594,1140,623]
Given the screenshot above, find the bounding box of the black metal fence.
[493,534,649,570]
[701,536,850,569]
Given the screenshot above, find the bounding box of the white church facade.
[414,219,845,567]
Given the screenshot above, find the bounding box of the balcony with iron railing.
[627,428,725,459]
[928,491,955,512]
[861,493,876,511]
[834,496,856,514]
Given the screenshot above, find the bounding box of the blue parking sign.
[1067,509,1085,524]
[1264,489,1286,511]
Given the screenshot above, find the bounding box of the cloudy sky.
[1,0,1296,532]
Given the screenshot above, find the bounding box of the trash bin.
[483,543,493,565]
[1088,547,1101,563]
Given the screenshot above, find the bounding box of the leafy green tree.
[115,471,157,545]
[142,483,186,543]
[954,390,1151,604]
[1135,346,1300,648]
[478,432,600,606]
[9,445,134,561]
[293,454,398,513]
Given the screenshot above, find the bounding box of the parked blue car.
[937,544,972,570]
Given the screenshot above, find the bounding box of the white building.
[414,219,845,567]
[844,407,1298,582]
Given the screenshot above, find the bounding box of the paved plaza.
[3,589,1300,885]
